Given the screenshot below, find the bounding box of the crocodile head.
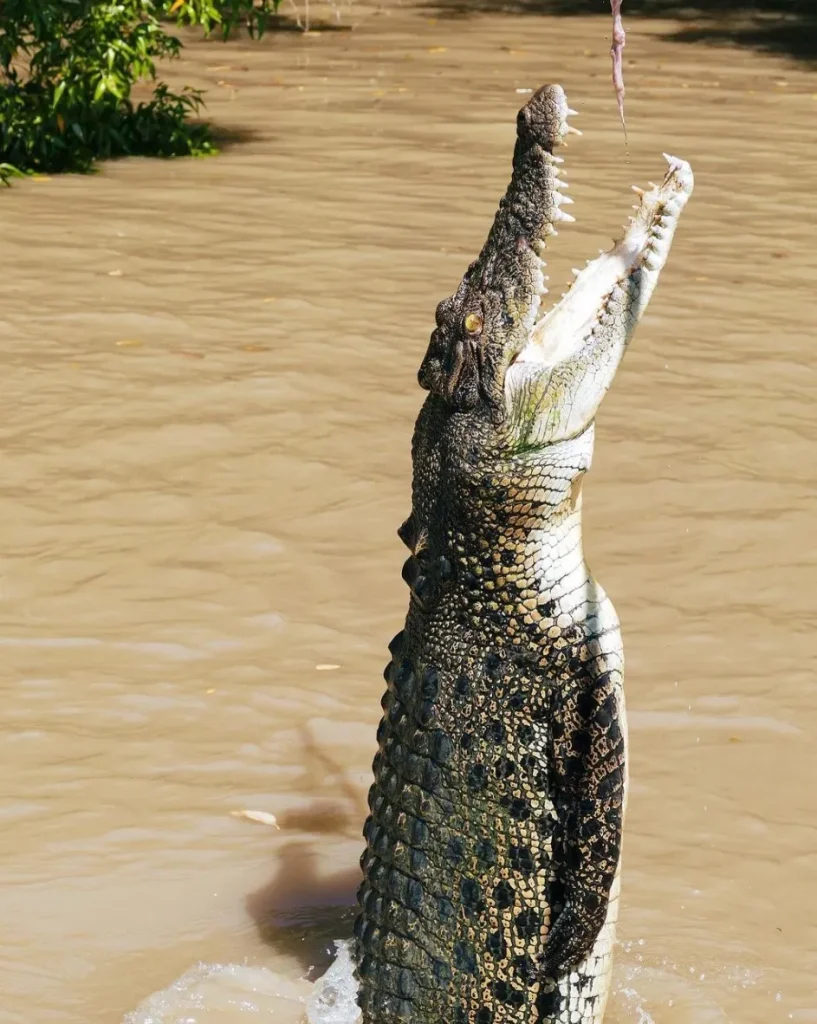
[417,84,693,453]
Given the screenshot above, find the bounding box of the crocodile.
[353,84,693,1024]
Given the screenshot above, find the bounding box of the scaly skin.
[354,85,693,1024]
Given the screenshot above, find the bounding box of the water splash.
[306,941,361,1024]
[615,984,657,1024]
[121,944,361,1024]
[123,961,311,1024]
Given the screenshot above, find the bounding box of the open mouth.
[511,87,694,370]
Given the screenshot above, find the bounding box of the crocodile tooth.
[532,239,548,256]
[552,155,565,164]
[571,268,582,277]
[553,209,576,223]
[565,125,582,136]
[632,185,645,197]
[542,224,558,237]
[566,107,579,116]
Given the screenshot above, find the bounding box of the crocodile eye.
[464,312,483,335]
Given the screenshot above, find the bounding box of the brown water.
[2,5,816,1023]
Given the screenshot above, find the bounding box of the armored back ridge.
[354,86,693,1024]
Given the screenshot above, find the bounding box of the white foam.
[123,961,311,1024]
[306,941,361,1024]
[122,943,361,1024]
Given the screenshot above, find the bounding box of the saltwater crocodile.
[353,85,693,1024]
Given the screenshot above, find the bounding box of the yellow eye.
[464,312,483,334]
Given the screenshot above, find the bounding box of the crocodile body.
[353,86,693,1024]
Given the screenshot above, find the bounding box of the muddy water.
[2,5,816,1023]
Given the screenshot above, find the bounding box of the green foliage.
[0,162,25,186]
[177,0,283,40]
[0,0,282,180]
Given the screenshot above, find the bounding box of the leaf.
[169,0,185,11]
[0,164,26,186]
[56,114,66,133]
[231,809,279,828]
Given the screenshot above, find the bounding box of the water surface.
[1,5,815,1022]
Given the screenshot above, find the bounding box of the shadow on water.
[666,16,817,62]
[206,122,267,150]
[246,837,358,974]
[245,727,365,973]
[172,12,353,36]
[235,13,354,34]
[422,0,817,63]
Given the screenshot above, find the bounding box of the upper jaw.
[491,85,579,353]
[417,85,580,410]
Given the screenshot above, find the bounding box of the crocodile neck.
[408,402,595,638]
